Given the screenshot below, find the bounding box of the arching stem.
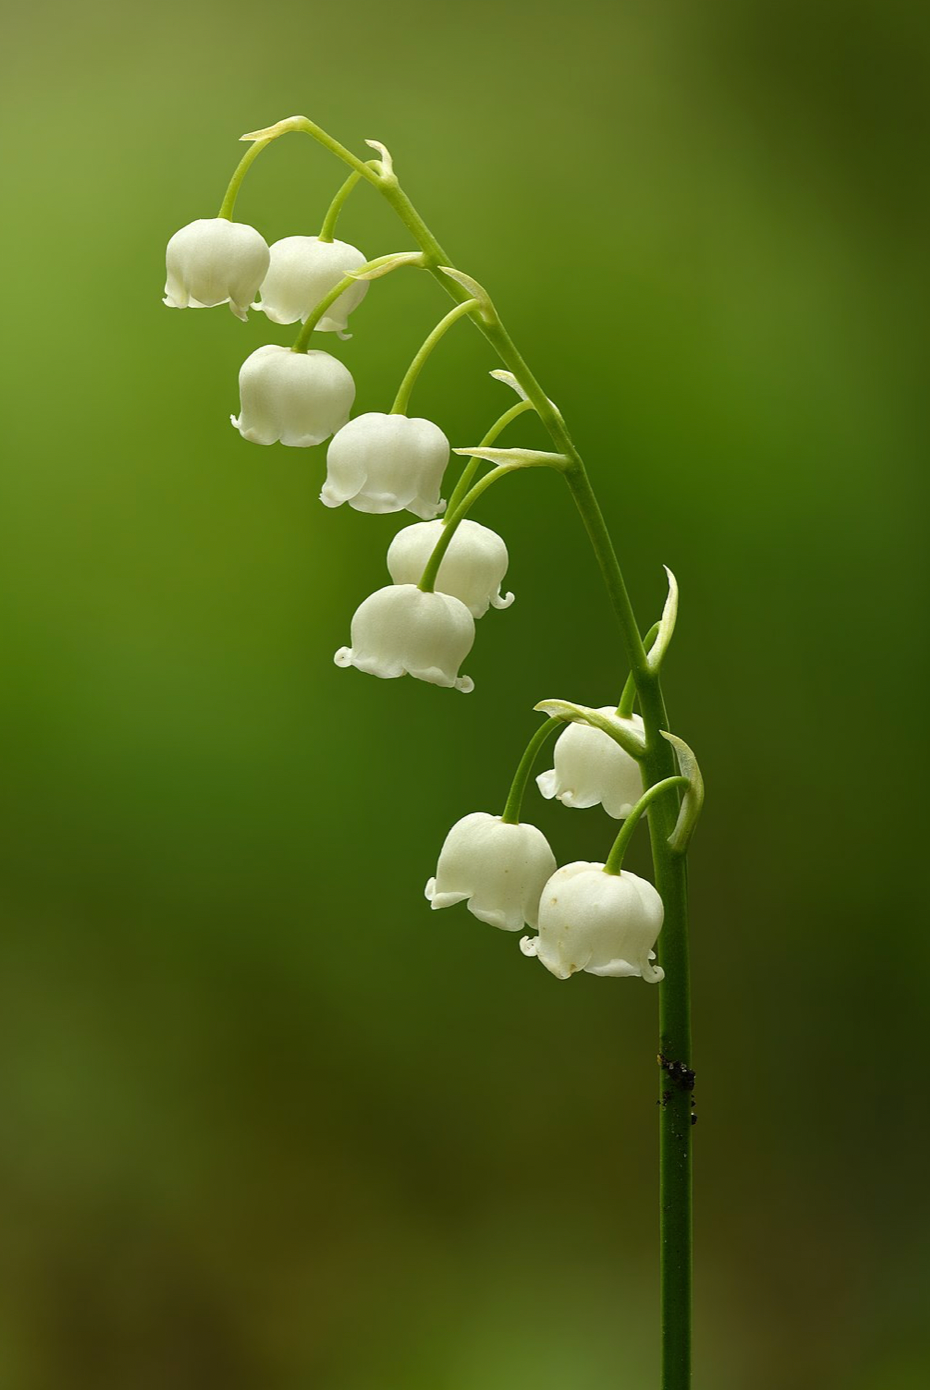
[418,458,563,594]
[318,159,383,241]
[605,777,689,875]
[249,115,694,1390]
[391,299,480,415]
[319,170,361,241]
[291,254,416,351]
[217,138,272,220]
[500,719,562,825]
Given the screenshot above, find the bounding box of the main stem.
[276,120,693,1388]
[570,471,692,1390]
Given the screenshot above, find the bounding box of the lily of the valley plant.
[163,116,705,1390]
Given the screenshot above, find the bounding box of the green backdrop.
[1,1,927,1386]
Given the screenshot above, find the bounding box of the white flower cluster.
[164,216,369,445]
[164,218,366,330]
[164,210,518,699]
[426,716,666,983]
[163,199,670,987]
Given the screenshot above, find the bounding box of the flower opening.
[231,345,355,447]
[426,812,556,932]
[321,413,449,518]
[334,584,475,691]
[520,862,665,981]
[164,217,270,321]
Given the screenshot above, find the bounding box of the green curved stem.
[262,115,693,1389]
[319,169,361,241]
[391,298,480,415]
[501,719,562,825]
[445,399,535,517]
[604,777,689,875]
[292,272,355,348]
[251,122,573,458]
[318,159,384,240]
[249,116,388,186]
[218,138,272,219]
[291,254,407,350]
[617,622,662,717]
[418,459,559,594]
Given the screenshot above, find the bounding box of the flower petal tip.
[535,769,557,800]
[491,590,515,610]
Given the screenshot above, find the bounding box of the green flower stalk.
[163,116,704,1390]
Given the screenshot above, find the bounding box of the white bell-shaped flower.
[334,584,475,691]
[386,519,514,619]
[425,812,556,932]
[520,862,664,981]
[536,711,644,819]
[321,413,449,519]
[253,235,369,332]
[163,218,270,321]
[231,344,355,447]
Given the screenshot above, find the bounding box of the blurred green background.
[1,1,927,1386]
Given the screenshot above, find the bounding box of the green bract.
[532,699,647,759]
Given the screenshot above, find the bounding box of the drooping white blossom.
[520,862,665,981]
[253,235,369,332]
[321,413,449,519]
[536,711,644,819]
[231,345,355,447]
[386,519,514,619]
[425,812,556,932]
[163,218,270,321]
[334,584,475,691]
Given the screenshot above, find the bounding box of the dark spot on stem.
[658,1054,696,1092]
